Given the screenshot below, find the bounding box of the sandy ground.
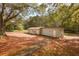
[5,32,79,40]
[64,35,79,40]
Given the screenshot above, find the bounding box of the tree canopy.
[0,3,79,35]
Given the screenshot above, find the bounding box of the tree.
[5,17,24,31]
[0,3,29,35]
[49,3,79,33]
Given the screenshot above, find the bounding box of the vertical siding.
[42,28,64,37]
[28,28,41,35]
[28,27,64,38]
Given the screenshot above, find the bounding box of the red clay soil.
[0,32,45,56]
[0,32,79,56]
[32,39,79,56]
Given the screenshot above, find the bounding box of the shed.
[42,27,64,38]
[27,27,43,35]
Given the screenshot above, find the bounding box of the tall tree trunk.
[0,23,4,35]
[0,3,5,35]
[0,19,5,35]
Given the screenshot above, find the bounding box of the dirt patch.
[0,32,45,56]
[0,32,79,56]
[32,39,79,56]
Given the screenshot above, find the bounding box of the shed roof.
[28,27,43,29]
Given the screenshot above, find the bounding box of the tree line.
[26,3,79,33]
[0,3,79,35]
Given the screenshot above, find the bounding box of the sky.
[20,3,57,20]
[20,3,71,20]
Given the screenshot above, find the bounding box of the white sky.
[21,3,71,20]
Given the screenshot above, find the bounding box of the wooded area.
[0,3,79,35]
[0,3,79,56]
